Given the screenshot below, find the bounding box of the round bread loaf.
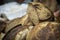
[26,22,60,40]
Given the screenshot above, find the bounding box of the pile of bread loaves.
[0,0,60,40]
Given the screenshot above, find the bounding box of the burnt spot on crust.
[32,23,60,40]
[37,26,52,40]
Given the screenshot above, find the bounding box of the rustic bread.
[27,2,53,25]
[3,25,33,40]
[27,3,40,25]
[5,14,33,33]
[26,22,60,40]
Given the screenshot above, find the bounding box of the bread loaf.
[3,25,33,40]
[27,2,53,25]
[26,22,60,40]
[5,14,33,33]
[27,3,40,25]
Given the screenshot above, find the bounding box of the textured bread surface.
[27,2,53,25]
[26,22,60,40]
[3,25,33,40]
[5,14,33,33]
[33,0,57,12]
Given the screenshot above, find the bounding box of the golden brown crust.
[33,0,57,12]
[3,25,33,40]
[26,22,60,40]
[5,14,32,33]
[27,2,53,25]
[27,3,40,25]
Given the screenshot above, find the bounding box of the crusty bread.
[3,25,33,40]
[5,14,33,33]
[27,2,40,25]
[15,26,33,40]
[26,22,60,40]
[27,2,53,25]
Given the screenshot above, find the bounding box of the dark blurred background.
[57,0,60,5]
[0,0,4,5]
[0,0,60,5]
[0,0,19,5]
